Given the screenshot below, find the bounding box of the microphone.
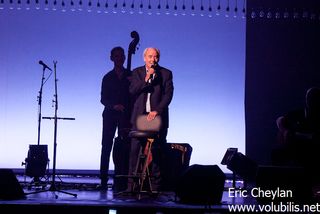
[151,62,158,69]
[147,73,154,83]
[39,60,52,71]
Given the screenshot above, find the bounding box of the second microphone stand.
[48,61,77,198]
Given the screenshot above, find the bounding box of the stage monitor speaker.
[175,164,225,205]
[227,152,258,181]
[0,169,25,200]
[255,166,312,204]
[25,144,49,178]
[161,143,192,191]
[221,147,238,165]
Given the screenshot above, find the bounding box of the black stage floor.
[0,172,255,214]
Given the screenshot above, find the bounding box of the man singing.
[128,47,174,191]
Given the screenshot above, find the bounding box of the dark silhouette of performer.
[128,47,174,191]
[100,47,132,190]
[273,87,320,183]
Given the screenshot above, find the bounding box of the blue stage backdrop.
[0,0,246,172]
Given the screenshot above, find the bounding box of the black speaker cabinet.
[0,169,25,200]
[175,164,226,205]
[161,143,192,191]
[255,166,313,204]
[25,144,49,178]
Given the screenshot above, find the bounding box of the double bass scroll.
[127,31,140,71]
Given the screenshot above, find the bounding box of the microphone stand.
[30,66,46,184]
[48,61,77,198]
[25,61,77,198]
[36,66,46,146]
[23,63,49,194]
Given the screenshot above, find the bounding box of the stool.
[128,115,162,199]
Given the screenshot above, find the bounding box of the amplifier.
[161,143,193,191]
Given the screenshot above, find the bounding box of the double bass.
[112,31,139,192]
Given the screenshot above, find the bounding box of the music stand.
[25,61,77,198]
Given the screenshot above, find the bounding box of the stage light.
[104,0,108,13]
[0,1,4,10]
[112,0,117,13]
[216,3,221,16]
[293,9,299,19]
[267,10,272,19]
[147,1,151,15]
[172,3,177,16]
[17,0,21,9]
[225,0,230,17]
[251,10,256,19]
[165,1,169,15]
[283,9,289,19]
[181,4,186,16]
[303,10,309,19]
[129,3,134,14]
[138,1,142,14]
[275,10,280,19]
[121,0,125,13]
[156,1,161,15]
[242,7,246,18]
[208,6,213,18]
[191,4,195,16]
[233,6,238,18]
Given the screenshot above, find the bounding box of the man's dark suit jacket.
[129,65,174,130]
